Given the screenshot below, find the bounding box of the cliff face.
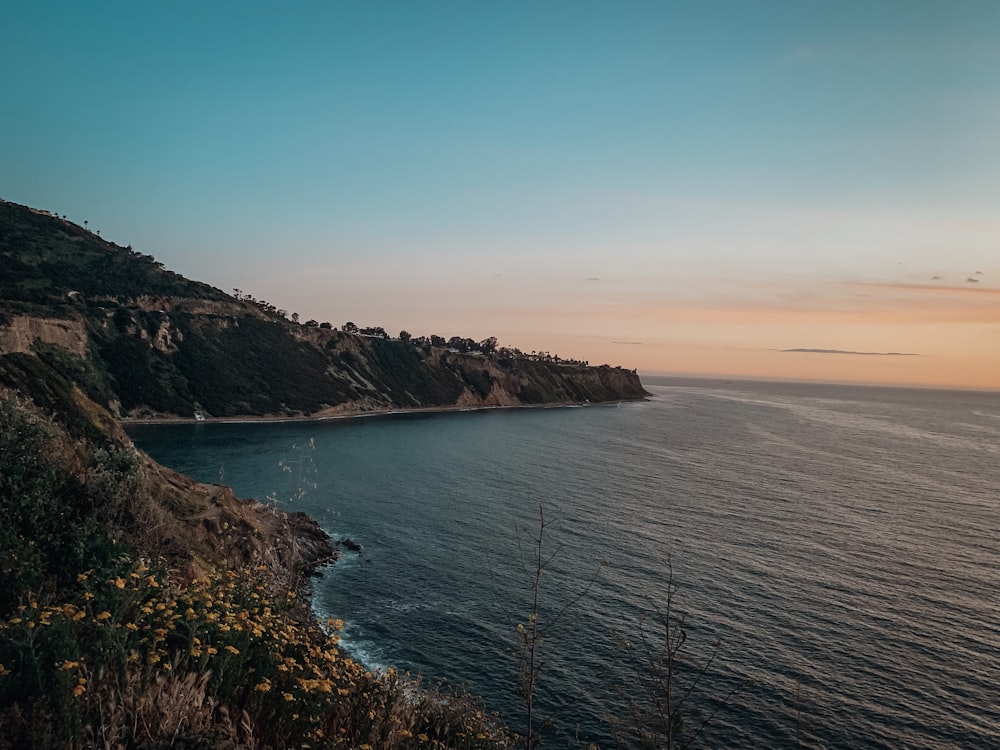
[0,198,648,419]
[0,315,89,357]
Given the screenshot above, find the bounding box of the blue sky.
[3,1,999,387]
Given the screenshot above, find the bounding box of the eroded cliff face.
[0,302,647,420]
[0,315,88,357]
[1,198,648,420]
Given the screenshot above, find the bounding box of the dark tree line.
[229,292,589,365]
[340,321,590,365]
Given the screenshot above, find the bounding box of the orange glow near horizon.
[520,335,998,392]
[265,265,1000,392]
[467,278,1000,390]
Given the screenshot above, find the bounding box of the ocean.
[127,377,1000,748]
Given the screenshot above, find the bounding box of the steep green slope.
[0,198,648,419]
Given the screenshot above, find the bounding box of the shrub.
[0,394,123,615]
[0,560,510,749]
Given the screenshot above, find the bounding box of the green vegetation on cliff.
[0,198,648,420]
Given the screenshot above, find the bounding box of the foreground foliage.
[0,393,509,749]
[0,562,508,749]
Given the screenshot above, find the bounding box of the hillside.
[0,199,648,420]
[0,361,510,748]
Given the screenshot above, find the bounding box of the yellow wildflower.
[95,611,111,621]
[224,645,239,655]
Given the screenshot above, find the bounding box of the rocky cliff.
[0,198,648,419]
[0,351,334,586]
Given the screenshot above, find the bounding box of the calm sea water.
[128,378,1000,748]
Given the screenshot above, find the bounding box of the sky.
[3,1,999,389]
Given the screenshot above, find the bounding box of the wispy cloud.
[857,281,1000,296]
[612,340,643,345]
[782,348,918,356]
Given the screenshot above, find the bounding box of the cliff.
[0,198,648,420]
[0,351,334,588]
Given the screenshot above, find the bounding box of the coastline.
[119,396,649,427]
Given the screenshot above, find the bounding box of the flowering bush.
[0,557,509,748]
[0,393,509,748]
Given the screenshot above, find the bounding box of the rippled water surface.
[129,378,1000,748]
